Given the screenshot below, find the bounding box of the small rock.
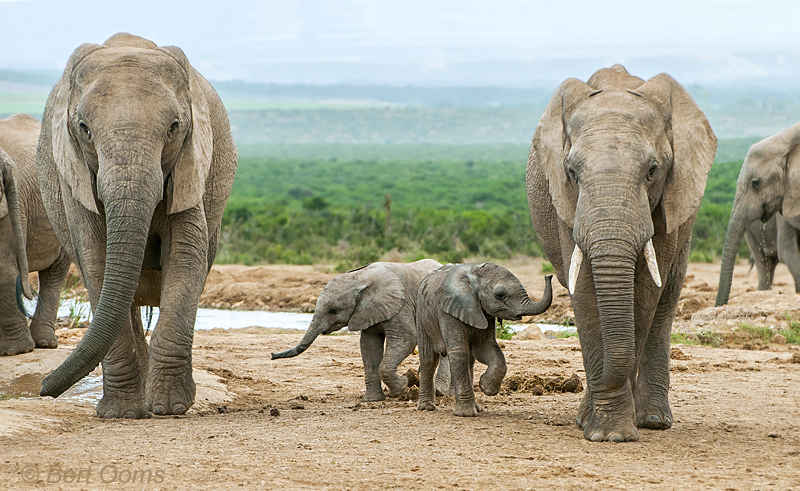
[290,403,305,410]
[768,432,781,438]
[773,333,787,345]
[558,374,583,393]
[531,385,544,396]
[269,408,280,417]
[216,405,228,414]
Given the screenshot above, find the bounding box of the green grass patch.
[671,331,699,345]
[541,261,554,273]
[553,330,578,339]
[496,321,515,340]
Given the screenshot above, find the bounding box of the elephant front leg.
[449,349,478,417]
[360,329,386,401]
[572,289,639,442]
[474,328,507,397]
[29,252,71,349]
[96,306,149,418]
[635,244,688,430]
[146,214,208,415]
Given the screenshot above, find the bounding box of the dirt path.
[1,260,799,489]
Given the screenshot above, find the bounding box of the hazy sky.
[3,0,800,85]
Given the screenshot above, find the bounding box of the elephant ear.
[437,265,488,329]
[51,43,104,215]
[529,78,595,228]
[159,46,214,215]
[781,124,800,219]
[634,73,717,235]
[347,266,406,332]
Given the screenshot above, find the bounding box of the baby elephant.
[417,263,553,416]
[272,259,442,401]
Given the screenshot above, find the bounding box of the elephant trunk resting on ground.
[37,33,237,419]
[716,123,800,306]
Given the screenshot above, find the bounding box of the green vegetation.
[670,331,699,345]
[218,150,751,267]
[496,321,515,340]
[541,261,554,273]
[553,330,578,339]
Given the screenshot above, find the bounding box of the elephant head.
[528,65,716,392]
[39,33,215,397]
[437,264,553,329]
[271,264,407,359]
[716,122,800,306]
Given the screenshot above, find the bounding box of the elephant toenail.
[123,411,137,419]
[626,434,638,442]
[609,433,623,443]
[647,415,662,424]
[104,411,117,418]
[152,405,166,415]
[590,433,603,442]
[172,404,187,414]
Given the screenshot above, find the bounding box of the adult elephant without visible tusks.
[36,33,237,419]
[272,260,443,401]
[716,122,800,306]
[0,114,70,356]
[527,65,716,441]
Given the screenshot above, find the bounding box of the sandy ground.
[1,259,799,490]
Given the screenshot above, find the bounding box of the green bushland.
[218,145,750,268]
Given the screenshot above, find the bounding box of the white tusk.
[568,244,583,295]
[644,239,662,288]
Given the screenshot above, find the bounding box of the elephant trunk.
[271,317,325,359]
[590,246,636,391]
[716,205,751,306]
[520,275,553,316]
[41,156,161,398]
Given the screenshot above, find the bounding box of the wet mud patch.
[501,372,583,395]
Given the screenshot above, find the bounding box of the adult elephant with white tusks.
[271,259,443,401]
[716,122,800,306]
[37,33,237,419]
[527,65,716,442]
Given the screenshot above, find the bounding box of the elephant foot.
[478,372,504,396]
[146,365,196,416]
[0,328,35,356]
[383,374,408,398]
[96,388,150,419]
[453,399,478,417]
[362,390,386,402]
[417,400,436,411]
[29,322,58,349]
[579,387,639,442]
[637,403,673,430]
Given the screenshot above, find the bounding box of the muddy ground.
[1,259,799,490]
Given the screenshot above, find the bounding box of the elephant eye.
[646,163,658,181]
[168,120,180,139]
[751,178,762,191]
[568,167,578,184]
[494,290,507,301]
[78,122,92,140]
[328,307,339,315]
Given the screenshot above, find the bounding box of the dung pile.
[502,372,583,396]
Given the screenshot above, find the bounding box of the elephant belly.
[134,270,162,307]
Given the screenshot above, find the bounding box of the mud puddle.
[0,372,103,405]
